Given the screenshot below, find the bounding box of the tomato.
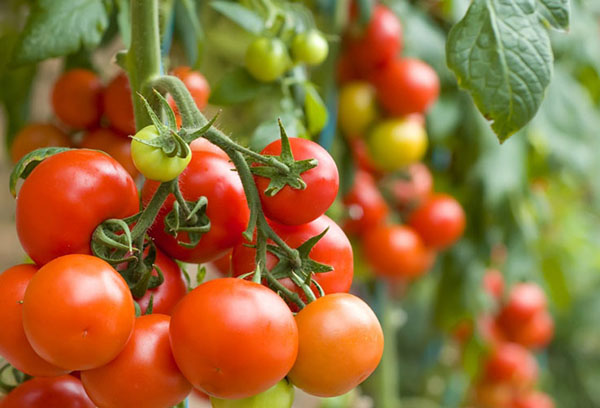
[499,310,554,350]
[0,264,67,377]
[497,283,547,323]
[408,193,466,249]
[255,138,339,225]
[362,224,434,280]
[483,343,538,390]
[80,127,139,178]
[16,149,139,265]
[51,69,103,129]
[11,123,71,163]
[349,138,379,174]
[291,30,329,66]
[81,314,191,408]
[135,248,188,315]
[371,58,440,116]
[385,162,433,212]
[142,149,249,263]
[22,254,135,370]
[103,72,136,135]
[170,66,210,110]
[210,379,294,408]
[169,278,298,399]
[131,125,191,181]
[211,249,233,276]
[190,137,229,159]
[367,118,428,171]
[472,381,513,408]
[245,37,291,82]
[288,293,383,397]
[345,5,403,76]
[478,314,506,346]
[513,391,555,408]
[342,170,389,235]
[336,52,359,84]
[338,81,378,137]
[483,268,504,300]
[0,375,95,408]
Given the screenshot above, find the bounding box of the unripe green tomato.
[245,37,291,82]
[210,379,294,408]
[291,30,329,66]
[131,125,192,182]
[367,119,427,171]
[337,82,378,137]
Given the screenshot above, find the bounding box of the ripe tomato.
[255,138,339,225]
[211,249,233,276]
[372,58,440,116]
[367,118,428,171]
[342,170,389,235]
[22,254,135,370]
[16,149,139,265]
[408,193,466,249]
[103,72,136,135]
[210,379,294,408]
[483,268,505,300]
[291,30,329,66]
[51,69,103,129]
[338,81,378,137]
[245,37,291,82]
[169,278,298,399]
[0,264,67,377]
[142,149,249,263]
[483,343,538,390]
[170,66,210,110]
[497,283,547,323]
[362,224,434,280]
[10,123,71,163]
[513,391,555,408]
[500,310,554,350]
[288,293,384,397]
[135,248,188,315]
[345,5,403,76]
[385,162,433,212]
[190,137,229,159]
[81,314,191,408]
[80,127,138,178]
[0,375,95,408]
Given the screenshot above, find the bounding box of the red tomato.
[372,58,440,116]
[103,73,136,135]
[169,66,211,127]
[80,127,139,178]
[135,248,188,315]
[10,123,71,163]
[142,150,249,263]
[362,224,434,280]
[288,293,384,397]
[498,283,547,323]
[231,215,354,309]
[81,314,191,408]
[483,343,538,390]
[483,268,505,300]
[408,193,466,249]
[22,254,135,370]
[169,278,298,399]
[345,5,403,76]
[513,391,555,408]
[342,170,389,235]
[1,375,95,408]
[51,69,103,129]
[0,264,67,377]
[386,162,433,212]
[211,249,233,276]
[190,137,229,159]
[255,138,339,225]
[16,149,139,265]
[349,138,379,174]
[500,310,554,350]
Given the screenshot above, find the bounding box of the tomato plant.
[210,379,294,408]
[337,81,378,137]
[0,376,95,408]
[408,193,466,249]
[342,169,389,235]
[367,118,428,171]
[103,73,136,135]
[483,343,538,390]
[291,30,329,66]
[51,69,103,130]
[80,127,138,179]
[10,123,71,163]
[245,37,291,82]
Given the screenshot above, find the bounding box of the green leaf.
[210,1,264,34]
[115,0,131,48]
[446,0,554,142]
[303,83,328,135]
[10,147,71,197]
[174,0,204,68]
[250,113,304,152]
[536,0,570,30]
[209,67,271,105]
[11,0,111,66]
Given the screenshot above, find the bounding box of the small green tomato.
[131,125,191,182]
[245,37,291,82]
[210,379,294,408]
[291,30,329,66]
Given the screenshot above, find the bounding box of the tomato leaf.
[209,67,271,106]
[210,1,264,34]
[303,83,328,135]
[115,0,131,48]
[9,147,70,197]
[174,0,204,68]
[536,0,570,30]
[10,0,111,67]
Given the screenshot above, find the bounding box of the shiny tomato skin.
[342,170,389,235]
[513,391,555,408]
[135,249,188,315]
[362,224,434,280]
[11,123,71,163]
[372,58,440,116]
[81,314,192,408]
[22,254,135,371]
[387,162,433,212]
[170,66,210,110]
[0,264,67,377]
[483,342,538,390]
[288,293,384,397]
[0,375,95,408]
[408,193,466,249]
[499,309,554,350]
[255,138,339,225]
[142,150,249,263]
[51,69,103,129]
[103,73,136,135]
[189,137,229,159]
[80,127,139,178]
[169,278,298,399]
[498,283,547,323]
[15,149,139,265]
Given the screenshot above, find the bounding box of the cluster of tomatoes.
[456,270,555,408]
